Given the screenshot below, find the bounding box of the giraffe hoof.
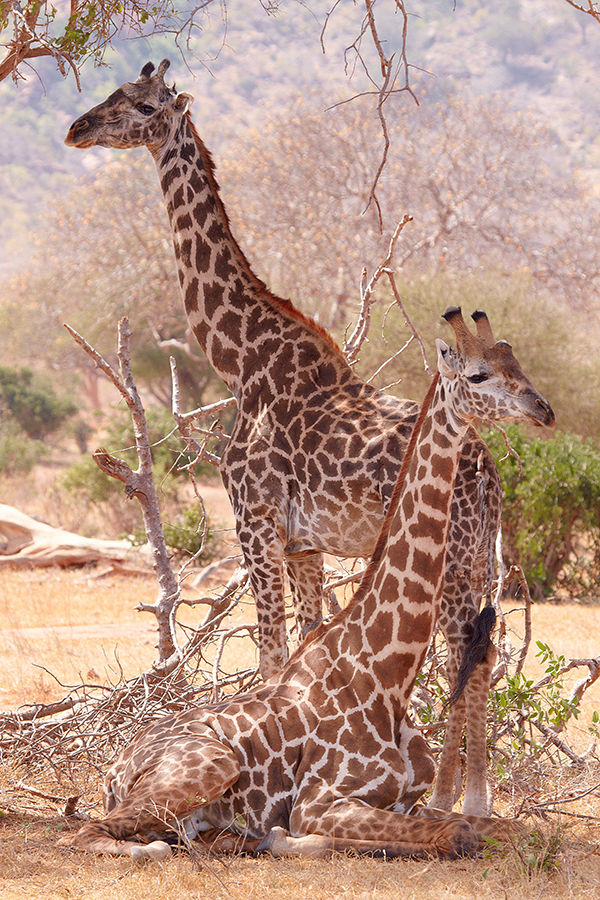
[130,840,172,861]
[256,827,291,857]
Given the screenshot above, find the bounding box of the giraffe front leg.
[276,801,480,860]
[58,824,174,860]
[286,550,325,641]
[428,621,496,816]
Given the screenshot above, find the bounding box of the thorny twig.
[170,355,233,468]
[488,421,525,477]
[344,214,414,364]
[519,780,600,818]
[387,273,433,376]
[563,0,600,26]
[491,564,534,687]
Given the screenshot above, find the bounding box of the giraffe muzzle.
[65,119,94,148]
[533,396,555,428]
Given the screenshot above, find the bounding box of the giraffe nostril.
[73,118,88,132]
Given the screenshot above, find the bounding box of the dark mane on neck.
[185,114,348,364]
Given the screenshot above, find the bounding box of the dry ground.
[1,567,600,899]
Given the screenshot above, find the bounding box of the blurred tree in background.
[0,156,226,410]
[3,83,598,445]
[220,86,600,326]
[0,364,78,474]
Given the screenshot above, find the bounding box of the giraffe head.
[437,307,555,428]
[65,59,192,152]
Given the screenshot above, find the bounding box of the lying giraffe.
[66,61,517,815]
[58,309,554,861]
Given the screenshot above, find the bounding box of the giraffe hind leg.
[448,605,496,706]
[60,736,241,858]
[428,606,497,815]
[462,641,497,815]
[286,550,326,640]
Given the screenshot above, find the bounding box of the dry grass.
[0,567,260,709]
[1,567,600,899]
[2,798,600,900]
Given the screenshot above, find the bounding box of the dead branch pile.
[2,561,599,814]
[0,571,259,789]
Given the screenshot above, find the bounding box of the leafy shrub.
[61,405,219,504]
[0,426,47,475]
[484,426,600,599]
[0,365,77,440]
[489,642,580,769]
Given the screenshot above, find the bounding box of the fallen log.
[0,504,140,568]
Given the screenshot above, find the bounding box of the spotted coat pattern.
[66,60,541,815]
[58,308,554,860]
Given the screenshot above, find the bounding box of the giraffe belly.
[285,492,383,558]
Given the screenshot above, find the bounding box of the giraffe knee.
[436,818,479,859]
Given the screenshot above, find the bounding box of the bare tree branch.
[563,0,600,25]
[65,318,182,663]
[343,214,413,363]
[323,0,418,217]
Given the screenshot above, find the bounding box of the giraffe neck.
[150,114,344,396]
[295,376,469,712]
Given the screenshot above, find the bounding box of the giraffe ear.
[436,338,457,378]
[173,92,194,116]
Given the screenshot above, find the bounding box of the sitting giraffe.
[67,61,515,815]
[58,308,554,861]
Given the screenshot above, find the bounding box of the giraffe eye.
[468,372,489,384]
[138,104,156,116]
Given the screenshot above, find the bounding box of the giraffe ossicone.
[65,61,551,817]
[57,307,554,861]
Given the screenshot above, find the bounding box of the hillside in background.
[1,0,599,282]
[409,0,600,169]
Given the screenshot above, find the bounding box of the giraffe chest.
[186,689,415,837]
[183,695,312,836]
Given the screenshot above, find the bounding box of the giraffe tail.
[447,605,496,707]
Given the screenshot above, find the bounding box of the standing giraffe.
[67,61,520,815]
[59,309,554,861]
